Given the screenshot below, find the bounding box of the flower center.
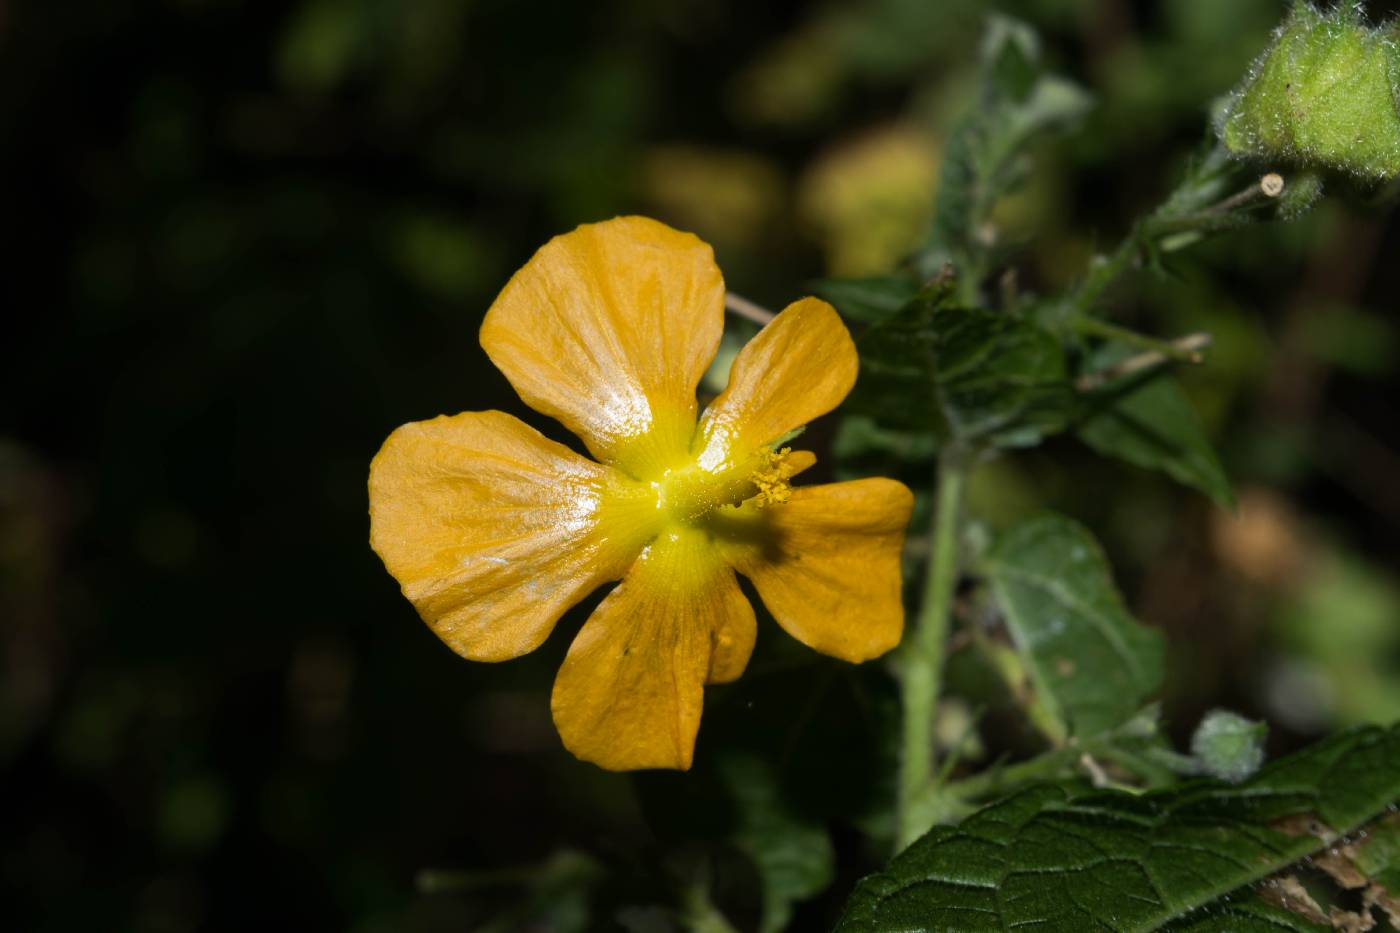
[748,448,795,508]
[653,447,795,523]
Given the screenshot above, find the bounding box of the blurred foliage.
[798,125,939,275]
[4,0,1400,930]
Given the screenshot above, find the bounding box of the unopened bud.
[1218,3,1400,181]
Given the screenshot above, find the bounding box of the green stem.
[1073,234,1139,313]
[944,745,1082,802]
[895,457,966,851]
[1068,148,1271,317]
[940,737,1177,805]
[1081,738,1179,788]
[1070,316,1206,362]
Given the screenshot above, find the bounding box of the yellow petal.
[707,588,757,685]
[693,297,856,473]
[714,478,913,663]
[784,449,818,478]
[551,528,754,770]
[368,411,650,662]
[480,216,726,480]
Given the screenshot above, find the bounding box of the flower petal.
[369,411,649,662]
[783,449,818,478]
[480,216,726,480]
[551,528,753,770]
[714,478,913,663]
[707,588,757,685]
[693,297,856,472]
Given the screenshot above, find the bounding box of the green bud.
[1190,709,1268,783]
[1219,2,1400,180]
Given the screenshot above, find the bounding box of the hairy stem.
[943,746,1083,802]
[1069,150,1281,317]
[940,736,1177,805]
[1071,317,1207,363]
[896,458,966,851]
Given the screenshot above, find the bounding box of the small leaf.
[1191,709,1267,783]
[717,753,835,933]
[851,295,1075,451]
[810,274,920,324]
[837,725,1400,932]
[1076,354,1233,507]
[922,15,1092,283]
[984,513,1165,738]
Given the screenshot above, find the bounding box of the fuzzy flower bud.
[1218,2,1400,181]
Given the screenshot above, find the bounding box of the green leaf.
[832,415,937,476]
[1191,709,1267,783]
[922,15,1092,285]
[1154,900,1328,932]
[837,725,1400,932]
[851,294,1075,451]
[1354,813,1400,895]
[717,753,835,933]
[811,274,920,324]
[1076,356,1233,507]
[984,513,1165,738]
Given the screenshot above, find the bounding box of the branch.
[724,292,775,326]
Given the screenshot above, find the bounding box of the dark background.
[5,0,1400,929]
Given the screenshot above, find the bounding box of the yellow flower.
[368,216,914,771]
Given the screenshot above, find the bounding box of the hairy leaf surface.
[985,513,1165,738]
[837,726,1400,932]
[922,15,1091,285]
[1077,356,1232,507]
[852,297,1074,450]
